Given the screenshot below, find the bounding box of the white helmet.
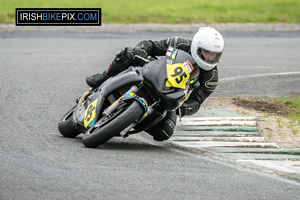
[191,27,224,71]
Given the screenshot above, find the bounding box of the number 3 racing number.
[166,63,190,89]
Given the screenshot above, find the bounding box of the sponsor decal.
[183,60,194,73]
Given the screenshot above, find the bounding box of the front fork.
[102,84,156,137]
[102,85,139,117]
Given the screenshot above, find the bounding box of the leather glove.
[176,100,200,117]
[114,48,130,64]
[133,46,148,58]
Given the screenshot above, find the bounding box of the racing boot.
[86,48,135,88]
[146,111,177,141]
[86,71,108,88]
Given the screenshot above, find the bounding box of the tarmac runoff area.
[171,108,300,182]
[1,23,300,33]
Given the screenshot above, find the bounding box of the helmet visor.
[197,48,222,64]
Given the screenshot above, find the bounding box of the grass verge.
[277,97,300,126]
[232,96,300,136]
[1,0,300,24]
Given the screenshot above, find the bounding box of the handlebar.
[134,55,160,64]
[134,55,151,63]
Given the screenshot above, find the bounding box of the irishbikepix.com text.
[16,8,101,26]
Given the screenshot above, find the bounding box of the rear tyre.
[82,100,144,148]
[58,106,81,138]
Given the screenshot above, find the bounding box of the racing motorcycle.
[58,47,199,148]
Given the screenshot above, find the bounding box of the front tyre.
[82,100,144,148]
[58,106,81,138]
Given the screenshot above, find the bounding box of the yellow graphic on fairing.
[129,92,135,97]
[166,63,190,89]
[84,98,98,128]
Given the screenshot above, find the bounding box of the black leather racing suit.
[105,36,218,141]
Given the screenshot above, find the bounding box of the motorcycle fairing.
[99,69,144,98]
[73,70,144,130]
[142,49,199,110]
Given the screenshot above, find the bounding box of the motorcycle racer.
[86,27,225,141]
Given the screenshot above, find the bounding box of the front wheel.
[82,100,144,148]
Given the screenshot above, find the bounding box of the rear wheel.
[82,100,144,148]
[58,106,81,138]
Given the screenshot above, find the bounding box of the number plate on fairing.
[83,98,98,128]
[166,63,190,89]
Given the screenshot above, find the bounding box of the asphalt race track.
[1,30,300,200]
